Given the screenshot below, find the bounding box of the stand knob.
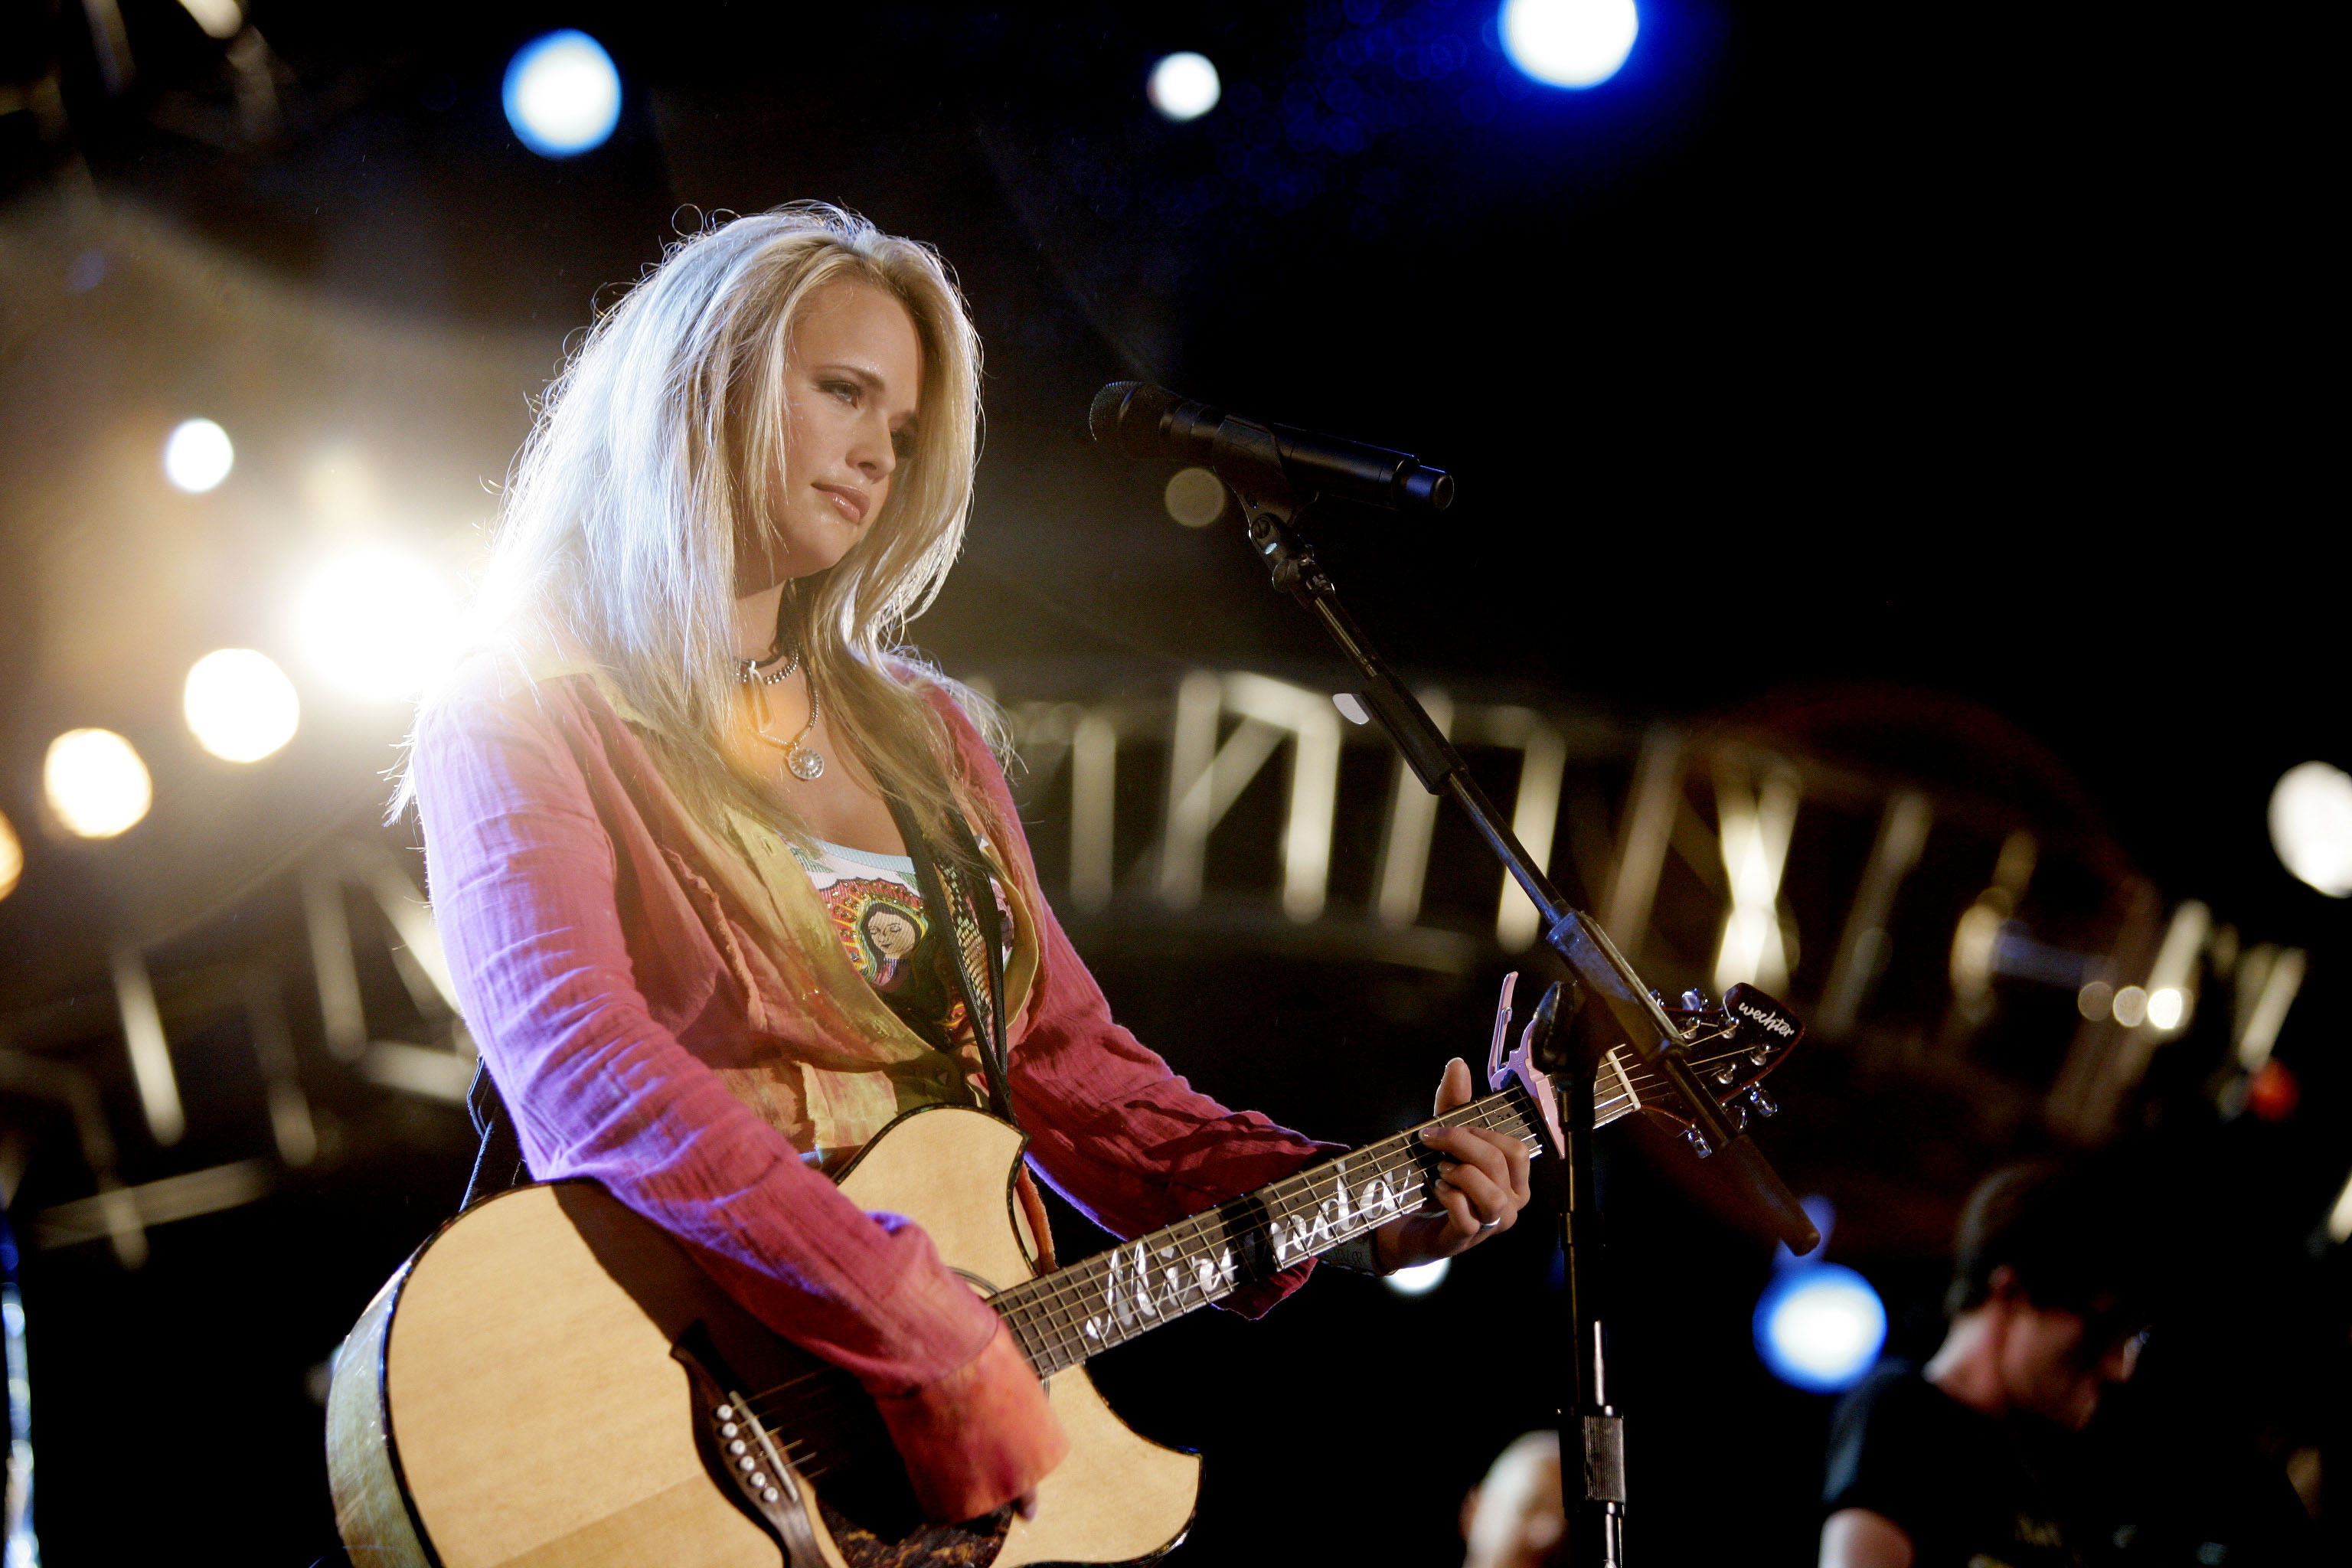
[1746,1086,1779,1119]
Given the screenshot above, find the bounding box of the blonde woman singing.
[403,204,1530,1524]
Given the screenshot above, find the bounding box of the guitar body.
[328,1106,1200,1568]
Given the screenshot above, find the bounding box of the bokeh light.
[1164,466,1227,528]
[1384,1257,1450,1296]
[2247,1058,2300,1122]
[1501,0,1640,90]
[2269,760,2352,897]
[1147,52,1222,122]
[178,0,241,40]
[162,417,235,493]
[1754,1263,1886,1393]
[0,808,21,901]
[503,30,622,158]
[185,648,301,763]
[2145,986,2185,1032]
[296,548,458,699]
[44,728,153,839]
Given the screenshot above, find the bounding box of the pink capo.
[1484,971,1569,1158]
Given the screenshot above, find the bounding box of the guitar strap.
[459,779,1018,1212]
[460,1055,527,1211]
[880,785,1020,1132]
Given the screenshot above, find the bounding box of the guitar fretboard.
[995,1084,1547,1377]
[740,1044,1731,1483]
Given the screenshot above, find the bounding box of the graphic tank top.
[792,837,1017,1112]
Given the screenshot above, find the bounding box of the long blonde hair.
[403,203,1001,856]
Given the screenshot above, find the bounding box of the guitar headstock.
[1621,982,1805,1144]
[1487,973,1806,1150]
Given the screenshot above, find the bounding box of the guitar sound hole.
[816,1497,1011,1568]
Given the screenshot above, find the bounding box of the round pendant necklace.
[750,673,827,782]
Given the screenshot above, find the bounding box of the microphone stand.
[1191,419,1819,1566]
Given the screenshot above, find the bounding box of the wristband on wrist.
[1321,1228,1390,1276]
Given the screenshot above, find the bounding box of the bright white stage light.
[297,548,457,700]
[185,648,301,763]
[1148,52,1222,122]
[178,0,243,41]
[2145,986,2185,1032]
[503,30,622,158]
[0,809,21,901]
[1755,1263,1886,1393]
[163,417,234,493]
[1501,0,1639,90]
[1385,1257,1450,1296]
[2270,761,2352,897]
[44,728,153,839]
[2328,1166,2352,1245]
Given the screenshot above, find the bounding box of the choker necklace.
[750,671,826,782]
[737,645,802,686]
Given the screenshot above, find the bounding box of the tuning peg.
[1683,1125,1713,1158]
[1681,988,1710,1011]
[1746,1085,1779,1119]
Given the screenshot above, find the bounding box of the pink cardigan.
[410,656,1330,1517]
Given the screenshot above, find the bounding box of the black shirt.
[1824,1362,2089,1568]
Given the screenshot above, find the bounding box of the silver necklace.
[751,674,826,782]
[737,645,802,686]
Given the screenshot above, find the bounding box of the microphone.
[1089,381,1454,514]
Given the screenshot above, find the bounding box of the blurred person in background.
[1819,1160,2153,1567]
[1818,1158,2321,1567]
[398,204,1530,1528]
[1462,1430,1566,1568]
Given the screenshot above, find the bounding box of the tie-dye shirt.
[793,838,1016,1110]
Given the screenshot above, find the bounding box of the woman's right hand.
[871,1320,1067,1523]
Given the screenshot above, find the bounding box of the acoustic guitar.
[326,980,1799,1567]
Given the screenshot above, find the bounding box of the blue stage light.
[503,31,622,158]
[1500,0,1640,90]
[1754,1263,1886,1393]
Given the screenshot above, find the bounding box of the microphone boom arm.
[1203,414,1819,1255]
[1107,390,1821,1568]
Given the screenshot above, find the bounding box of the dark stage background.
[0,3,2341,1564]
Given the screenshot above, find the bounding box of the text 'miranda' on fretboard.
[998,1086,1544,1377]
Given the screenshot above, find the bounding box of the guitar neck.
[995,1060,1647,1378]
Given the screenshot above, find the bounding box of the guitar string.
[963,1034,1788,1373]
[736,1145,1494,1480]
[738,1044,1765,1429]
[737,1148,1547,1481]
[893,1096,1532,1376]
[946,1024,1791,1378]
[739,1123,1521,1435]
[735,1037,1788,1439]
[1021,1097,1531,1330]
[739,1060,1710,1423]
[733,1089,1687,1475]
[744,1096,1544,1427]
